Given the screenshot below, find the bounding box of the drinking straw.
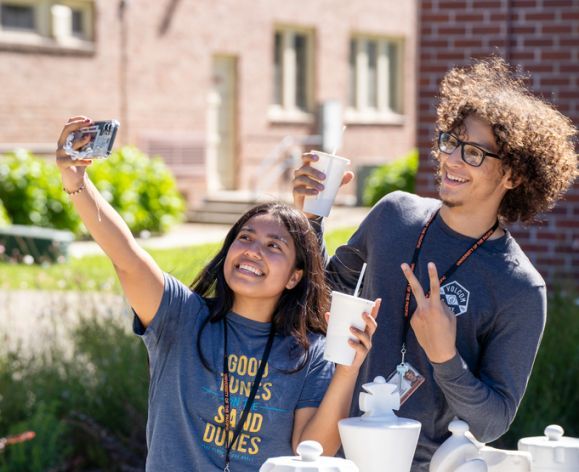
[353,262,367,298]
[331,125,348,155]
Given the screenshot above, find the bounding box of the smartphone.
[64,120,120,159]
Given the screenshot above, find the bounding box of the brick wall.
[417,0,578,288]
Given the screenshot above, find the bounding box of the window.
[347,35,404,124]
[270,27,314,123]
[1,3,36,31]
[71,8,83,36]
[0,0,94,52]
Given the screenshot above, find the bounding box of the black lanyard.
[222,317,275,472]
[401,210,499,355]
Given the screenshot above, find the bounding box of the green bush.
[0,150,82,233]
[362,149,419,206]
[88,146,185,235]
[0,402,69,472]
[491,290,579,449]
[0,312,148,470]
[0,147,185,237]
[0,200,10,227]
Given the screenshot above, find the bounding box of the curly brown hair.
[433,57,577,224]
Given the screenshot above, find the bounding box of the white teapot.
[260,440,359,472]
[430,419,533,472]
[518,425,579,472]
[338,376,422,472]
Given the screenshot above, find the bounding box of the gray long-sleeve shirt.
[315,191,546,471]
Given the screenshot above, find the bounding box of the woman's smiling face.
[224,213,303,311]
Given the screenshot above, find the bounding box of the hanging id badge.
[386,345,425,406]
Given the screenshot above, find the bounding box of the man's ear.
[503,168,521,190]
[286,269,303,290]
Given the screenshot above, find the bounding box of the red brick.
[556,91,579,102]
[524,63,559,73]
[541,0,576,7]
[559,37,579,47]
[422,0,435,10]
[420,13,453,22]
[537,257,565,266]
[420,40,452,48]
[439,1,464,8]
[472,26,503,35]
[520,244,551,252]
[558,220,579,228]
[511,25,536,35]
[421,64,453,74]
[540,77,573,87]
[559,63,579,74]
[536,233,565,241]
[453,39,484,48]
[542,23,574,34]
[436,51,470,61]
[522,38,555,47]
[540,50,573,61]
[489,13,509,22]
[511,0,538,6]
[559,11,579,20]
[438,26,470,35]
[468,0,504,8]
[525,12,557,21]
[454,13,486,22]
[556,245,579,255]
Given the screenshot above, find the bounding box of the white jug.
[518,425,579,472]
[338,376,421,472]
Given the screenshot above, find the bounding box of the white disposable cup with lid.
[324,291,375,366]
[303,151,351,217]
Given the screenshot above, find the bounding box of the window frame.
[346,34,405,125]
[0,0,94,53]
[269,25,315,124]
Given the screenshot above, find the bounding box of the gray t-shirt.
[315,191,546,471]
[134,273,334,471]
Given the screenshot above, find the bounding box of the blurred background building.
[0,0,576,285]
[0,0,417,217]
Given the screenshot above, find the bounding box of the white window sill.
[268,106,315,125]
[0,32,95,55]
[345,109,405,126]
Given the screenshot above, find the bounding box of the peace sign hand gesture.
[401,262,457,364]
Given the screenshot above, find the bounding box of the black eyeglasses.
[437,131,501,167]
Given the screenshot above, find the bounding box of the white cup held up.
[303,151,350,217]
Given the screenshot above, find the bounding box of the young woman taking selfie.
[56,116,379,471]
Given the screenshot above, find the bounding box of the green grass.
[0,227,356,292]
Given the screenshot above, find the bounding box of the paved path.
[0,290,127,354]
[68,206,369,257]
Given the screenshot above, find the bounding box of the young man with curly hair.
[293,57,577,471]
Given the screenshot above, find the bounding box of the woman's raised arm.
[56,116,163,327]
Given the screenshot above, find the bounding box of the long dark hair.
[191,202,330,371]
